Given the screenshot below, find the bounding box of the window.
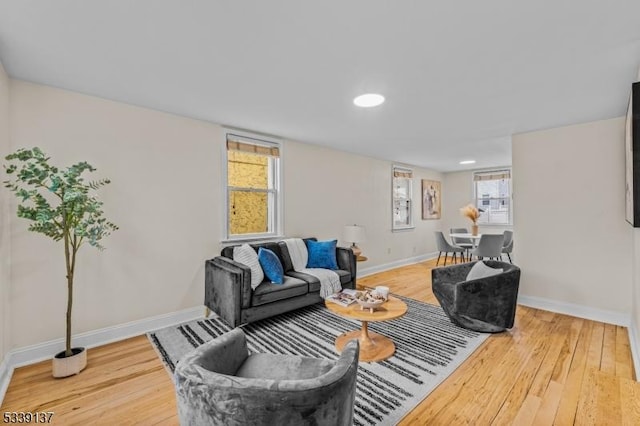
[392,166,414,230]
[473,169,511,225]
[225,132,281,240]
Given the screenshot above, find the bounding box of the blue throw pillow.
[258,247,284,284]
[306,239,338,269]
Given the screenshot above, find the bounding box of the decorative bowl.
[356,298,385,312]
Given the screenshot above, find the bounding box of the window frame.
[392,165,415,231]
[222,129,283,243]
[473,168,512,226]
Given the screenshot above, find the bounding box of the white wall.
[283,141,443,265]
[0,61,10,364]
[512,117,632,315]
[9,80,221,348]
[7,80,442,349]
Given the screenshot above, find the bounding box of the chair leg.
[436,252,442,266]
[507,253,512,264]
[444,252,448,266]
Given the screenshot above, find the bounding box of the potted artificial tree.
[4,147,118,377]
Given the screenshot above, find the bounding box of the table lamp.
[343,225,366,257]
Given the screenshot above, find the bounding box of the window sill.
[392,226,415,232]
[221,234,285,246]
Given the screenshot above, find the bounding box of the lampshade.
[343,225,366,244]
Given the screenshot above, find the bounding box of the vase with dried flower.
[460,204,481,236]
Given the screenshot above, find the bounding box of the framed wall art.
[626,82,640,227]
[422,179,441,220]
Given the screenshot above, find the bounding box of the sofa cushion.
[235,353,334,380]
[258,248,284,284]
[286,270,351,292]
[233,244,264,290]
[305,239,338,269]
[251,276,308,306]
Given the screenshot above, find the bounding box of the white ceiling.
[1,1,639,172]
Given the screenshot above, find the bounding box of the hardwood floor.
[2,258,638,425]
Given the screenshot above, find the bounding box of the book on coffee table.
[325,289,359,307]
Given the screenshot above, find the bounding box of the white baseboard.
[629,319,640,381]
[518,294,630,326]
[0,355,13,408]
[0,306,203,404]
[358,252,438,277]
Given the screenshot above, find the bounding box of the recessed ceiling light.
[353,93,385,108]
[459,160,476,165]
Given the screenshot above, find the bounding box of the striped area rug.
[148,296,488,425]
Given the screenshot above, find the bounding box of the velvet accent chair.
[434,231,465,266]
[450,227,474,261]
[469,234,504,261]
[432,260,521,333]
[174,328,360,426]
[502,230,514,263]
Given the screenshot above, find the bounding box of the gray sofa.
[175,328,359,426]
[205,238,357,327]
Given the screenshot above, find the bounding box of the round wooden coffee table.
[325,295,408,362]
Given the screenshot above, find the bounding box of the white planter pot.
[52,347,87,378]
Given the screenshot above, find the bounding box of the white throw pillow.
[466,261,503,281]
[233,244,264,290]
[284,238,308,271]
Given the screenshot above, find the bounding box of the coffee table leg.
[335,321,396,362]
[360,321,373,346]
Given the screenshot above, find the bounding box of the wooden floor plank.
[2,259,637,425]
[594,368,623,425]
[550,318,594,424]
[550,317,584,385]
[620,375,640,426]
[528,315,572,398]
[616,325,635,380]
[490,316,573,425]
[532,380,564,425]
[601,323,617,375]
[575,367,599,425]
[508,394,541,426]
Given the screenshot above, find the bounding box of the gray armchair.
[174,328,360,426]
[432,260,521,333]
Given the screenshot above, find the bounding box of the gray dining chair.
[502,230,513,263]
[450,227,474,261]
[469,234,504,261]
[434,231,465,266]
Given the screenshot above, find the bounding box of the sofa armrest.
[336,246,357,289]
[191,329,249,375]
[205,257,252,328]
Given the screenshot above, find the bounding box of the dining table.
[449,233,482,247]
